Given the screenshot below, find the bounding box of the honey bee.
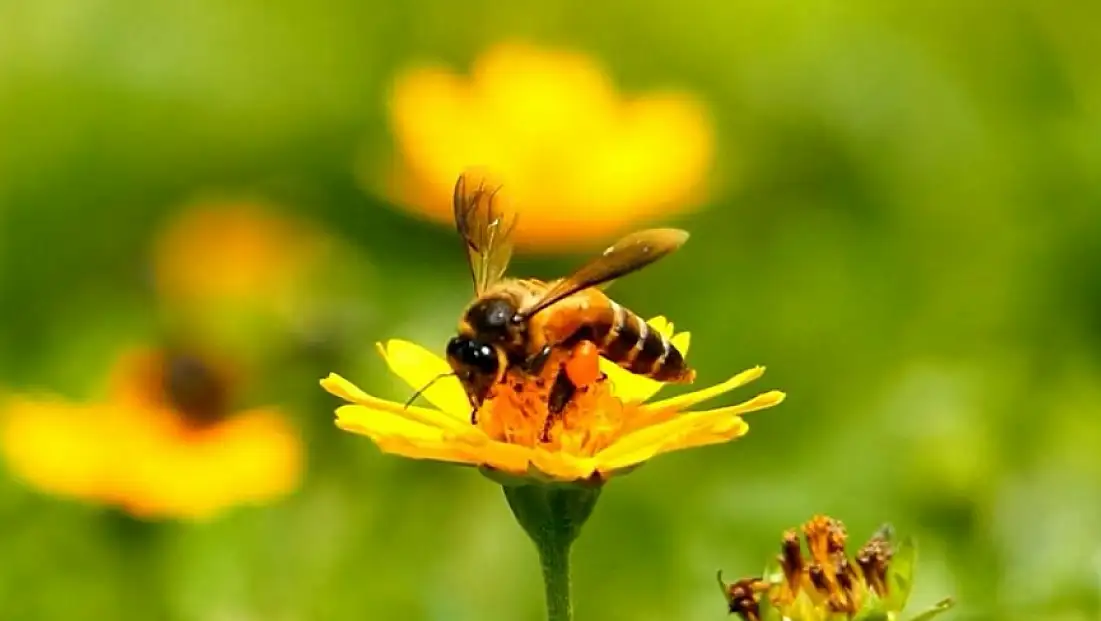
[443,172,697,420]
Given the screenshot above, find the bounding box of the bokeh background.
[2,2,1099,620]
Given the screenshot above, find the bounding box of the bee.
[442,171,697,420]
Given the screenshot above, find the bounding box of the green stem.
[537,530,573,621]
[501,483,602,621]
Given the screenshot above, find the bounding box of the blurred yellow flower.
[721,515,954,621]
[153,199,326,308]
[321,317,783,482]
[1,347,302,520]
[381,41,716,249]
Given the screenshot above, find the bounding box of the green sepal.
[502,482,603,549]
[885,536,917,612]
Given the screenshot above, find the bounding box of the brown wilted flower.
[719,515,954,621]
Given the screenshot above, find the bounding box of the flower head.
[2,346,302,520]
[321,317,783,483]
[377,41,716,250]
[720,516,955,621]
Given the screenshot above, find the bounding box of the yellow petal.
[335,404,455,442]
[1,398,116,501]
[642,366,765,414]
[595,410,748,473]
[371,434,485,468]
[320,373,475,435]
[376,340,471,419]
[646,315,672,336]
[529,448,599,481]
[670,331,690,355]
[595,390,783,473]
[123,407,303,520]
[601,359,661,403]
[694,391,786,417]
[334,405,533,473]
[624,417,750,470]
[475,440,534,475]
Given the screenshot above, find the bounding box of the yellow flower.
[720,515,955,621]
[378,41,716,250]
[153,198,326,309]
[1,347,302,520]
[321,317,784,482]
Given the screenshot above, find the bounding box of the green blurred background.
[2,1,1100,620]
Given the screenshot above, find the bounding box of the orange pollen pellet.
[564,340,601,387]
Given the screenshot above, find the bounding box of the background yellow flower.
[153,198,328,309]
[378,41,716,249]
[1,347,302,521]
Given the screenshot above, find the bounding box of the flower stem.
[502,483,603,621]
[537,529,573,621]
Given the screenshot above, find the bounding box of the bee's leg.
[466,391,486,426]
[523,345,554,376]
[547,370,577,416]
[542,371,576,442]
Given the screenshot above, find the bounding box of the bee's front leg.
[466,391,487,426]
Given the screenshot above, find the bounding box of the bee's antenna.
[404,372,455,409]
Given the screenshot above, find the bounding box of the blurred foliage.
[2,1,1101,620]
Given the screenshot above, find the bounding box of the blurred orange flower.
[1,347,301,520]
[153,199,326,309]
[380,41,716,249]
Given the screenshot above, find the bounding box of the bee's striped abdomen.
[595,300,692,383]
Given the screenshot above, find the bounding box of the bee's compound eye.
[472,343,499,373]
[446,336,465,359]
[446,337,499,375]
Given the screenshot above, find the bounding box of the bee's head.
[445,336,505,408]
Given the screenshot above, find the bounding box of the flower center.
[475,352,632,456]
[161,354,231,427]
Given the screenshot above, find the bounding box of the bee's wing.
[515,228,689,319]
[453,171,518,295]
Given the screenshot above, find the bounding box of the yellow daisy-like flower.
[1,347,302,520]
[321,317,784,482]
[378,41,716,250]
